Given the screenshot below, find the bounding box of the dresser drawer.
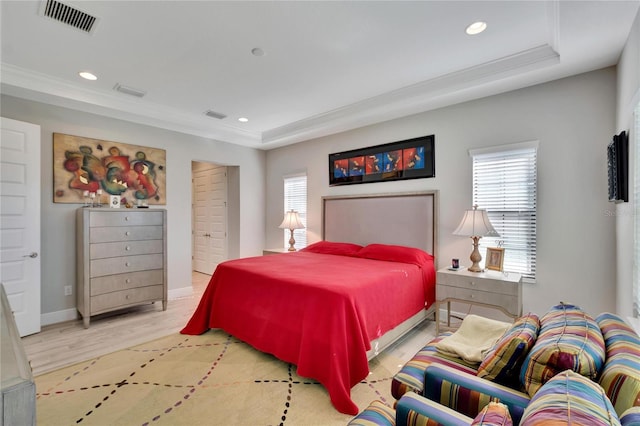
[90,270,164,296]
[89,211,164,227]
[90,254,163,277]
[90,240,163,259]
[89,226,164,243]
[437,284,520,316]
[437,271,519,296]
[90,285,164,313]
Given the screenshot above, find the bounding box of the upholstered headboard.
[322,191,438,258]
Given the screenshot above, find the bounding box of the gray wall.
[266,67,617,317]
[616,9,640,317]
[0,95,266,324]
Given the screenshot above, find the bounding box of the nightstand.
[262,248,293,255]
[435,267,522,334]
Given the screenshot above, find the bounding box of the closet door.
[193,164,228,274]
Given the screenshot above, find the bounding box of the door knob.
[23,252,38,258]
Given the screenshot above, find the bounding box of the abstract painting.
[53,133,166,204]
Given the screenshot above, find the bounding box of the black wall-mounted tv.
[608,130,628,203]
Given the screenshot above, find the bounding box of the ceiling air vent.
[204,110,227,120]
[113,83,146,98]
[41,0,97,33]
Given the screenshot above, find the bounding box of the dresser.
[435,267,522,334]
[76,208,167,328]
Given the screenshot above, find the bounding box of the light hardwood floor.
[23,271,435,377]
[22,272,210,376]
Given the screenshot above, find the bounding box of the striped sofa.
[352,304,640,425]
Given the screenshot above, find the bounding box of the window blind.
[471,142,538,280]
[283,174,307,250]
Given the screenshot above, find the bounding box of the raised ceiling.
[1,1,638,149]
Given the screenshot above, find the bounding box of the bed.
[181,191,438,415]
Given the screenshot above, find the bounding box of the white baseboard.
[40,286,195,327]
[169,286,193,300]
[41,308,78,327]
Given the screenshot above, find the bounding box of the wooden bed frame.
[322,191,439,359]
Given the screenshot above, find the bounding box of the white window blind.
[283,174,307,250]
[471,142,538,280]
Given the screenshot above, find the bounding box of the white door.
[192,164,227,274]
[0,117,41,336]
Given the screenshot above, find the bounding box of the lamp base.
[467,236,484,273]
[287,229,296,251]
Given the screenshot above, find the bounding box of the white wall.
[0,95,266,323]
[616,9,640,317]
[266,67,618,317]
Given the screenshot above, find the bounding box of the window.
[283,173,307,250]
[470,141,538,280]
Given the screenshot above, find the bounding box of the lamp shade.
[279,210,304,230]
[453,206,499,238]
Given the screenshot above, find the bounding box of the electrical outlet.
[64,285,72,296]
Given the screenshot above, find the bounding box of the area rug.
[35,329,399,425]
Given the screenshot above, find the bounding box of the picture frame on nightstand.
[485,247,504,271]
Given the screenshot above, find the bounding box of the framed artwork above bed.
[328,135,435,186]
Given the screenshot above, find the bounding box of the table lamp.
[453,205,499,272]
[279,210,305,251]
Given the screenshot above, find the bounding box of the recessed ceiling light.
[465,21,487,35]
[79,71,97,80]
[238,117,249,123]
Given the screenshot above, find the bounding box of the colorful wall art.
[329,135,435,186]
[53,133,166,205]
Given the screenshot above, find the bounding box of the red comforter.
[181,249,435,414]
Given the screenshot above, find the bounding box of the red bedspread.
[181,250,435,414]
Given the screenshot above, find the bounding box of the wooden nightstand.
[435,267,522,334]
[262,248,293,255]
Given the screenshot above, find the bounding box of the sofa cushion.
[471,402,513,426]
[619,406,640,426]
[596,312,640,417]
[347,400,395,426]
[478,313,540,387]
[391,333,479,400]
[520,302,606,397]
[520,370,620,426]
[396,392,473,426]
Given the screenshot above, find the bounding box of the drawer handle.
[125,262,131,267]
[470,281,476,286]
[126,294,131,299]
[126,279,131,284]
[125,216,129,221]
[125,231,130,236]
[125,246,131,251]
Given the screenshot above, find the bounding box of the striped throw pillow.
[596,312,640,417]
[478,313,540,387]
[520,370,620,426]
[520,303,605,397]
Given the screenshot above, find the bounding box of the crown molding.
[1,42,559,150]
[262,44,559,146]
[0,63,262,148]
